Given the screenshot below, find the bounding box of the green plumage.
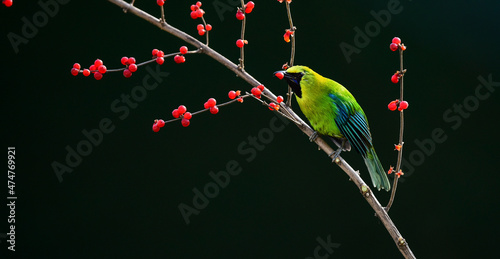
[279,66,390,191]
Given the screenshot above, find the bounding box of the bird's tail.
[364,147,391,191]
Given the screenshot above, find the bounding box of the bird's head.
[274,66,316,98]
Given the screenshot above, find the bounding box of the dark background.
[1,0,499,258]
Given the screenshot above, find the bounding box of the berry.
[251,87,262,98]
[157,51,164,57]
[94,59,103,68]
[198,29,206,36]
[197,24,204,31]
[398,101,409,111]
[390,43,398,51]
[129,64,138,72]
[236,39,244,48]
[196,1,202,7]
[184,112,192,120]
[236,10,245,20]
[180,46,188,54]
[83,69,91,77]
[391,74,400,83]
[277,95,284,103]
[283,29,293,43]
[157,0,165,6]
[181,118,190,127]
[190,4,197,11]
[257,84,265,91]
[269,103,277,111]
[121,56,129,65]
[152,49,159,56]
[195,9,203,18]
[172,109,180,118]
[123,69,132,78]
[71,68,79,76]
[401,44,407,51]
[275,72,284,80]
[89,64,96,71]
[178,105,187,115]
[152,124,160,132]
[73,63,81,70]
[127,57,136,64]
[210,106,219,114]
[205,24,212,31]
[190,11,198,19]
[206,98,216,108]
[3,0,13,7]
[157,119,165,128]
[388,100,398,111]
[174,55,186,64]
[98,65,107,74]
[245,1,255,13]
[156,57,165,65]
[237,97,244,103]
[228,90,237,99]
[94,72,103,80]
[392,37,401,44]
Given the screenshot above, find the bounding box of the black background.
[1,0,499,258]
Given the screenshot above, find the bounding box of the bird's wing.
[329,94,372,158]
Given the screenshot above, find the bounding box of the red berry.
[94,59,103,68]
[172,109,180,118]
[195,9,203,18]
[178,105,187,115]
[275,72,284,80]
[129,64,138,72]
[121,56,129,65]
[283,30,293,43]
[257,84,265,91]
[157,119,165,128]
[152,49,159,57]
[127,57,136,64]
[83,69,90,77]
[184,112,192,120]
[198,29,206,36]
[157,51,164,57]
[123,69,132,78]
[71,68,79,76]
[174,55,186,64]
[401,44,407,51]
[398,101,409,111]
[237,97,244,103]
[197,24,204,31]
[94,72,103,80]
[390,43,398,51]
[228,90,237,99]
[210,106,219,114]
[269,103,276,111]
[89,64,96,71]
[181,118,190,127]
[190,4,197,11]
[157,0,164,6]
[156,57,165,65]
[236,39,244,48]
[392,37,402,45]
[277,95,284,103]
[73,63,81,70]
[245,1,255,13]
[205,24,212,31]
[3,0,13,7]
[391,74,399,83]
[152,124,160,132]
[98,65,107,74]
[206,98,216,108]
[180,46,188,54]
[196,1,202,7]
[236,10,245,20]
[190,11,198,19]
[388,100,398,111]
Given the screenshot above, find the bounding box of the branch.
[105,1,415,257]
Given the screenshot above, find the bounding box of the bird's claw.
[329,147,342,162]
[309,131,319,142]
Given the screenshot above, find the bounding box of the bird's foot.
[329,147,342,162]
[309,131,319,142]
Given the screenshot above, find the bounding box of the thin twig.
[105,1,416,257]
[285,2,295,107]
[239,1,246,70]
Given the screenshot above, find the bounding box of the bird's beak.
[273,70,302,98]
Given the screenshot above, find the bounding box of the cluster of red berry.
[171,105,192,127]
[190,1,204,19]
[204,98,219,114]
[387,37,409,112]
[152,48,165,65]
[228,90,244,103]
[268,95,284,111]
[250,85,265,99]
[387,100,409,112]
[152,119,166,132]
[196,23,212,36]
[70,59,107,80]
[389,37,407,52]
[2,0,12,7]
[121,56,137,78]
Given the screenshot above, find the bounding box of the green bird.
[275,66,390,191]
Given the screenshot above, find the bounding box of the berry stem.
[238,0,246,71]
[160,4,165,23]
[201,16,210,46]
[386,42,406,212]
[285,2,296,107]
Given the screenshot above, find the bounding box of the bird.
[275,65,390,191]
